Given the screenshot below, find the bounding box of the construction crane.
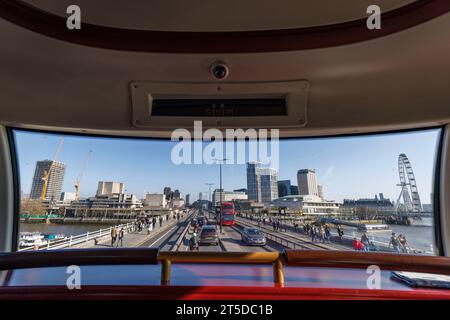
[74,150,92,200]
[40,138,64,200]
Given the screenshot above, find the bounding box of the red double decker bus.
[220,202,236,226]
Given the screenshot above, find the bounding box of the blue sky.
[14,128,440,204]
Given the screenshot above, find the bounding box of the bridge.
[20,209,432,255]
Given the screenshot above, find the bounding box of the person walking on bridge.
[117,228,124,247]
[147,222,152,234]
[337,225,344,242]
[361,232,370,252]
[189,232,199,252]
[324,225,331,243]
[111,226,117,247]
[159,216,163,227]
[311,226,316,242]
[389,232,401,252]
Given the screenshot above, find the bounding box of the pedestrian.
[117,228,124,247]
[294,222,298,232]
[337,225,344,242]
[111,226,117,247]
[276,220,281,232]
[361,232,370,252]
[159,216,163,227]
[389,232,401,252]
[353,237,365,251]
[398,234,409,253]
[319,226,325,243]
[189,232,199,251]
[311,227,316,242]
[272,220,276,231]
[325,225,331,243]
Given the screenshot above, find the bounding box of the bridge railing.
[238,215,434,255]
[19,222,134,251]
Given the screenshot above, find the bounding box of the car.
[206,220,217,226]
[241,227,266,246]
[198,216,206,226]
[199,226,219,246]
[190,218,198,227]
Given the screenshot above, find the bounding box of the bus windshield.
[13,128,440,255]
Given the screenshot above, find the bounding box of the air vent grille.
[151,98,287,117]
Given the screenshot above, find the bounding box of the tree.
[21,199,47,216]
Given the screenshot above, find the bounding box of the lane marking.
[148,226,177,248]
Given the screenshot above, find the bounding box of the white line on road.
[148,226,177,248]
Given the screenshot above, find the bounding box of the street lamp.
[206,183,214,218]
[213,158,227,233]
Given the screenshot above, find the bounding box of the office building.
[30,160,66,200]
[163,187,172,201]
[60,192,76,203]
[277,180,292,197]
[297,169,319,196]
[318,185,324,199]
[260,168,278,204]
[246,162,278,204]
[212,189,248,205]
[271,195,339,215]
[96,181,124,196]
[290,185,299,195]
[144,193,167,207]
[247,162,262,202]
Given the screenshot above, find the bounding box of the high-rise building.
[163,187,172,201]
[297,169,319,196]
[277,180,291,197]
[260,168,278,203]
[246,162,278,203]
[30,160,66,200]
[318,185,324,199]
[199,192,203,201]
[172,189,181,200]
[96,181,124,196]
[185,194,190,206]
[247,162,262,202]
[290,185,299,195]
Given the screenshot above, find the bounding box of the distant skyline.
[14,128,440,204]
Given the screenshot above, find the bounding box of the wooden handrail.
[158,251,279,264]
[157,251,283,286]
[284,250,450,275]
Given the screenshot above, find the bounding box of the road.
[137,210,288,252]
